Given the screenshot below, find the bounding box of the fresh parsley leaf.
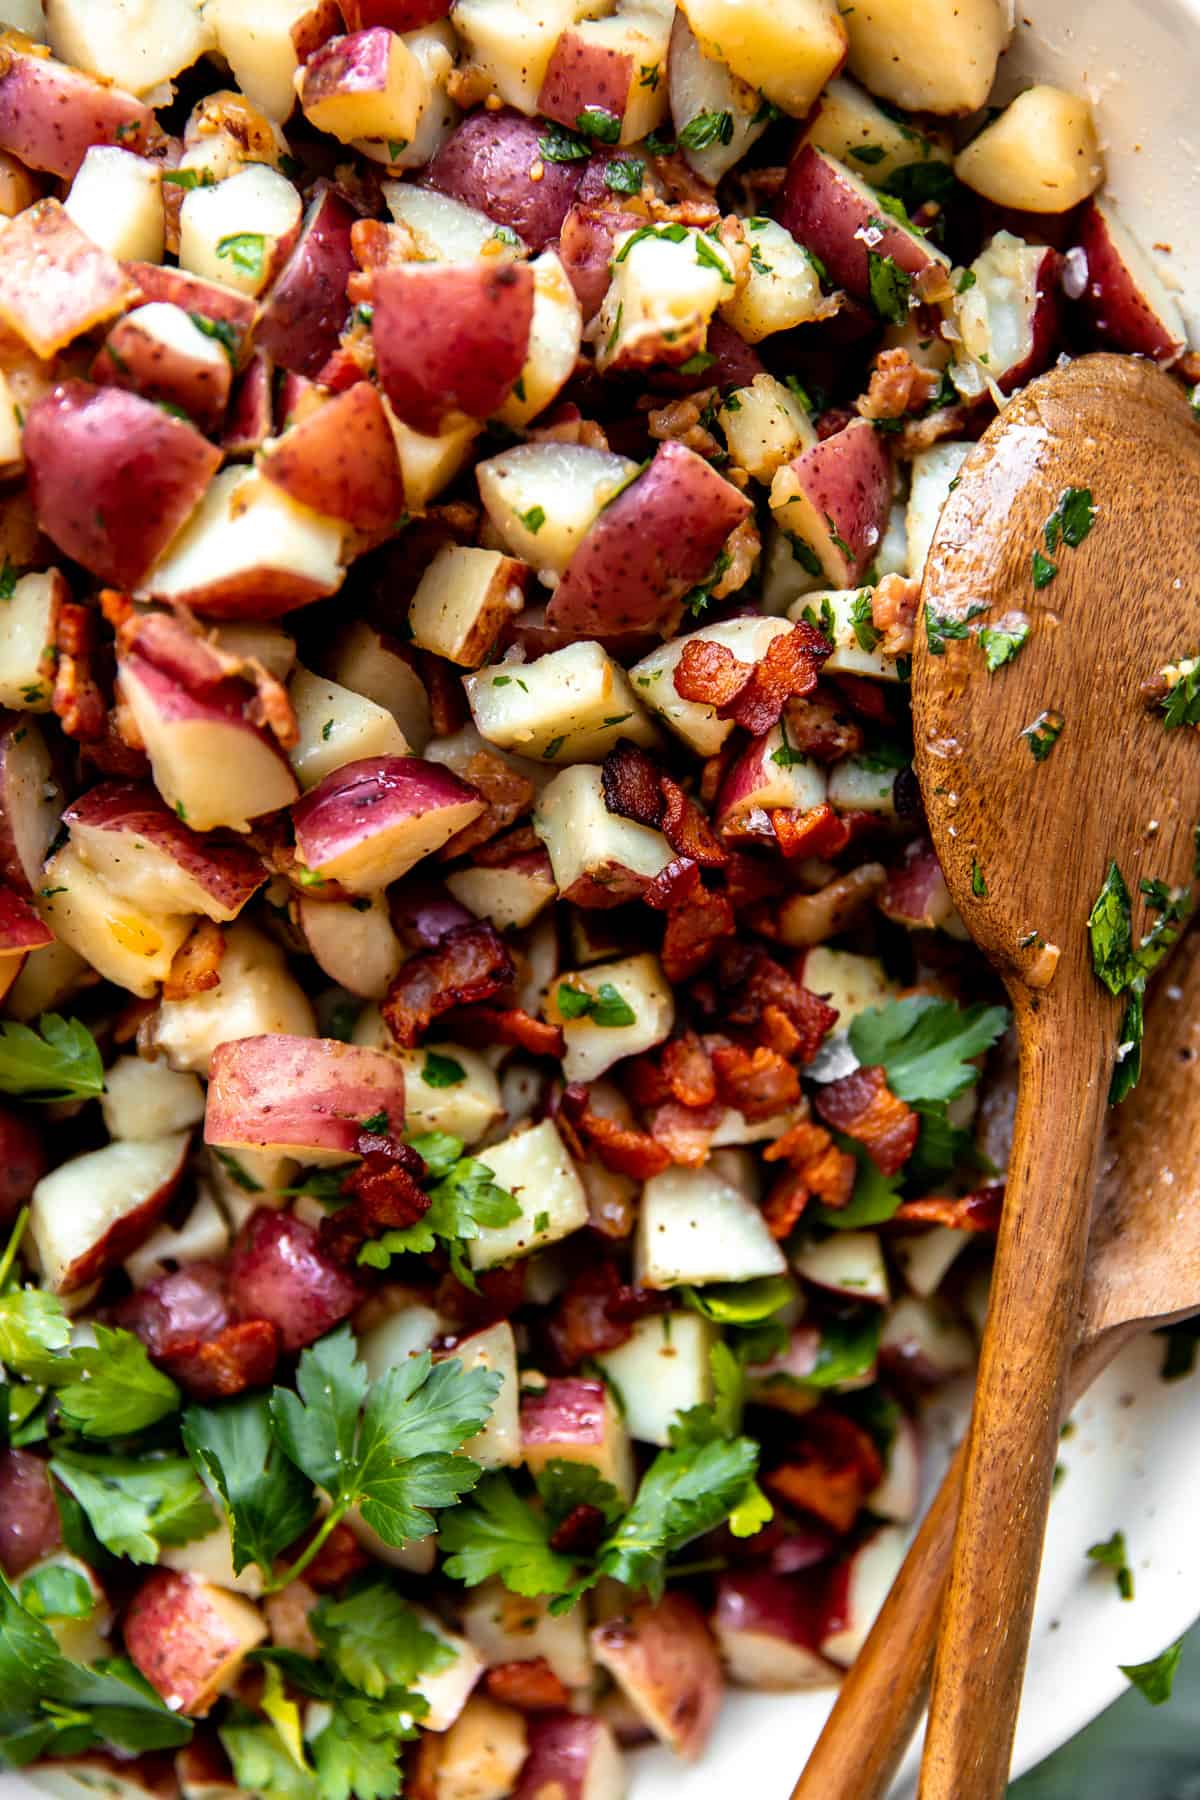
[694,232,734,284]
[49,1450,214,1564]
[956,267,978,292]
[576,106,621,143]
[678,109,734,150]
[681,1276,796,1325]
[312,1582,453,1698]
[0,1015,104,1102]
[800,1311,882,1389]
[881,160,959,215]
[598,1434,759,1595]
[849,588,880,652]
[971,858,987,898]
[516,504,545,534]
[1020,708,1064,760]
[1120,1637,1184,1705]
[1109,978,1145,1106]
[979,621,1029,671]
[790,536,825,578]
[183,1392,316,1578]
[866,249,911,324]
[422,1052,466,1089]
[924,600,987,655]
[537,121,590,162]
[0,1248,71,1380]
[1044,485,1095,552]
[533,1458,625,1527]
[361,1149,519,1276]
[216,232,267,279]
[849,143,886,164]
[1160,656,1200,729]
[1031,548,1058,588]
[440,1472,579,1596]
[0,557,17,600]
[189,311,239,365]
[909,1099,979,1181]
[54,1326,181,1437]
[555,981,636,1027]
[222,1717,319,1800]
[604,156,645,194]
[848,995,1008,1103]
[1087,1529,1134,1600]
[812,1136,903,1228]
[1088,860,1134,996]
[311,1697,413,1800]
[645,128,676,154]
[18,1563,94,1620]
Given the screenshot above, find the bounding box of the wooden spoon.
[807,354,1200,1799]
[791,921,1200,1800]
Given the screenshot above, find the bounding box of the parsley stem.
[259,1499,348,1593]
[662,1555,728,1578]
[0,1205,28,1289]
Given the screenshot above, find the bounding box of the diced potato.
[461,1581,592,1688]
[352,1011,505,1146]
[299,27,429,146]
[435,1694,527,1797]
[596,224,737,373]
[466,643,657,765]
[804,76,949,179]
[629,616,792,754]
[37,845,192,999]
[719,218,828,341]
[17,1551,111,1664]
[801,946,897,1026]
[287,666,409,788]
[533,764,673,901]
[0,571,64,713]
[446,860,557,933]
[386,408,481,512]
[720,372,816,484]
[545,952,674,1084]
[596,1312,716,1445]
[124,1188,231,1286]
[476,443,639,578]
[298,894,405,999]
[160,1520,264,1599]
[635,1164,787,1289]
[451,0,578,112]
[152,922,316,1077]
[497,250,582,428]
[202,0,342,121]
[179,164,302,296]
[449,1321,521,1469]
[409,546,528,669]
[467,1120,588,1270]
[954,84,1103,211]
[64,145,164,263]
[670,9,768,185]
[325,621,432,751]
[45,0,215,93]
[827,754,900,816]
[786,587,900,681]
[906,441,971,578]
[842,0,1010,114]
[680,0,845,114]
[0,370,22,477]
[383,180,525,261]
[101,1055,206,1141]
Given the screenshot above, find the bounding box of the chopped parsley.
[956,268,978,293]
[924,600,987,655]
[800,594,836,642]
[1159,656,1200,729]
[1087,1529,1134,1600]
[1033,487,1096,588]
[422,1052,466,1089]
[0,1014,104,1103]
[516,504,546,534]
[216,232,267,280]
[575,107,621,144]
[556,981,636,1028]
[866,249,911,324]
[849,588,880,652]
[678,349,716,374]
[1120,1638,1184,1705]
[979,621,1029,671]
[188,311,239,365]
[1031,548,1058,589]
[694,233,733,283]
[790,535,824,578]
[604,157,645,195]
[537,121,590,162]
[849,143,886,165]
[971,859,987,897]
[678,110,734,151]
[1020,709,1064,760]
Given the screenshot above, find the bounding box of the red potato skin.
[0,711,53,896]
[227,1207,365,1352]
[538,35,633,131]
[0,42,157,179]
[879,835,952,928]
[123,1570,253,1716]
[513,1715,615,1800]
[293,754,483,872]
[223,351,274,454]
[712,1568,825,1650]
[0,198,133,359]
[520,1378,606,1449]
[995,245,1060,394]
[1075,199,1187,365]
[777,144,942,305]
[545,441,752,637]
[558,203,644,321]
[591,1592,723,1760]
[25,382,221,588]
[776,419,891,586]
[340,0,450,24]
[425,109,585,253]
[0,1103,47,1223]
[56,1139,191,1295]
[0,882,51,953]
[205,1033,407,1161]
[92,313,234,435]
[0,1450,62,1576]
[300,27,395,114]
[259,383,404,529]
[63,781,267,914]
[126,263,258,347]
[373,260,535,434]
[257,184,358,379]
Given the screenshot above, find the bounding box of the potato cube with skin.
[101,1056,206,1142]
[635,1164,787,1289]
[533,765,673,907]
[358,1300,443,1382]
[476,443,639,578]
[434,1694,528,1796]
[462,1582,592,1690]
[152,922,316,1079]
[19,1551,112,1664]
[411,1608,487,1731]
[596,1312,716,1446]
[352,1011,504,1144]
[354,22,457,173]
[954,85,1103,212]
[0,571,64,713]
[446,856,557,934]
[387,409,481,513]
[45,0,216,95]
[287,666,409,789]
[841,0,1009,114]
[497,251,583,429]
[520,1375,635,1500]
[204,1035,407,1167]
[466,644,658,766]
[467,1120,588,1271]
[786,587,900,682]
[30,1133,191,1295]
[94,304,234,433]
[123,1569,266,1716]
[591,1592,722,1760]
[451,0,578,113]
[720,218,829,342]
[596,224,738,373]
[383,181,525,263]
[802,946,897,1026]
[298,894,405,999]
[325,622,432,751]
[124,1188,231,1287]
[720,374,817,485]
[299,27,429,145]
[629,616,793,756]
[0,199,133,360]
[804,76,949,181]
[545,952,673,1084]
[202,0,344,121]
[64,145,164,263]
[409,547,529,669]
[680,0,845,115]
[37,845,193,1000]
[443,1321,521,1469]
[179,165,303,297]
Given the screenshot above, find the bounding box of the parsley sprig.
[1087,861,1193,1102]
[354,1131,519,1281]
[0,1014,104,1102]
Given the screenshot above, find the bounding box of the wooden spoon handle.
[789,1331,1130,1800]
[918,991,1111,1798]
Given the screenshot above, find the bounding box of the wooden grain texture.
[914,356,1200,1798]
[791,921,1200,1800]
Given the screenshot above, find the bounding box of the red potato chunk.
[340,0,451,24]
[0,1102,47,1223]
[30,1134,192,1294]
[955,235,1060,394]
[769,419,892,587]
[0,883,51,954]
[292,755,486,893]
[25,381,221,588]
[538,35,632,131]
[257,183,358,378]
[590,1592,723,1760]
[1073,196,1189,366]
[223,350,274,454]
[63,781,267,922]
[0,1448,62,1577]
[205,1033,406,1166]
[227,1207,365,1351]
[0,39,156,179]
[92,304,235,435]
[425,109,586,253]
[545,440,752,638]
[259,383,404,529]
[777,143,950,308]
[0,712,61,896]
[513,1714,626,1800]
[373,260,534,435]
[123,1569,267,1717]
[711,1569,836,1690]
[0,198,133,359]
[125,261,258,347]
[298,26,428,145]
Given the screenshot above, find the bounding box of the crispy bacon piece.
[855,346,941,422]
[762,1169,812,1239]
[763,1410,884,1534]
[52,601,107,740]
[162,920,225,1001]
[471,822,542,867]
[436,1261,527,1331]
[891,1186,1004,1232]
[660,775,726,867]
[717,943,839,1064]
[661,884,735,983]
[484,1659,572,1712]
[830,672,894,725]
[627,1031,717,1110]
[710,1043,800,1123]
[645,387,722,460]
[602,740,664,828]
[814,1065,919,1175]
[438,749,535,860]
[548,1503,607,1556]
[164,1320,280,1402]
[648,1098,723,1166]
[871,573,921,660]
[382,922,514,1047]
[722,848,785,911]
[548,1262,668,1368]
[321,1133,431,1264]
[442,1006,565,1058]
[761,1118,855,1234]
[643,854,701,913]
[722,622,832,735]
[771,803,853,861]
[781,685,865,762]
[674,638,749,709]
[560,1081,671,1179]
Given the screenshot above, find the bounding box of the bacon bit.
[879,836,952,930]
[815,1064,918,1175]
[528,410,610,451]
[293,1521,371,1593]
[717,943,840,1064]
[382,921,514,1047]
[643,854,701,913]
[771,802,852,861]
[660,774,726,867]
[762,1168,812,1238]
[855,346,942,422]
[722,622,832,735]
[774,863,888,949]
[350,216,416,269]
[711,1043,800,1123]
[648,1098,724,1166]
[484,1659,572,1711]
[560,1081,671,1180]
[895,403,967,458]
[51,601,107,740]
[661,883,735,982]
[712,511,761,599]
[761,1117,854,1232]
[816,406,857,441]
[438,749,535,860]
[471,822,542,867]
[644,177,719,220]
[417,653,467,739]
[674,638,749,709]
[602,740,663,828]
[782,685,865,761]
[162,920,225,1002]
[548,1503,607,1557]
[436,1260,527,1331]
[756,1003,802,1058]
[634,1030,718,1108]
[244,665,299,751]
[548,1262,667,1368]
[98,586,135,633]
[871,573,921,659]
[722,849,785,911]
[891,1185,1003,1232]
[164,1319,279,1402]
[645,387,722,459]
[447,1006,565,1059]
[801,1139,857,1207]
[321,1135,430,1264]
[829,672,894,725]
[763,1411,884,1534]
[762,1116,827,1166]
